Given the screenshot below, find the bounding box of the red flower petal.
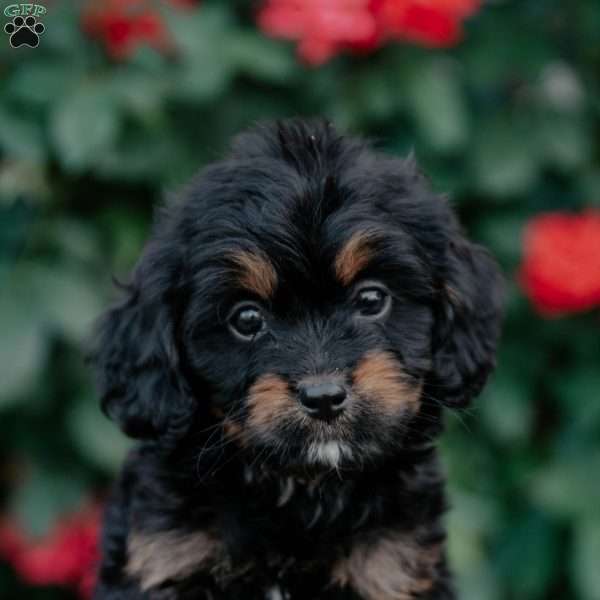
[389,3,462,47]
[258,0,379,64]
[0,520,27,558]
[520,211,600,316]
[82,0,188,60]
[257,0,480,65]
[297,37,340,65]
[134,11,165,40]
[0,502,101,599]
[257,2,308,40]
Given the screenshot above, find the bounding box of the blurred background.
[1,1,599,599]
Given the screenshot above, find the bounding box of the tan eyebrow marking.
[230,250,278,300]
[334,231,377,286]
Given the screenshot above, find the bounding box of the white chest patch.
[307,441,352,468]
[266,584,289,600]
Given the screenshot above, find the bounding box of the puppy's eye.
[354,285,391,319]
[228,303,266,340]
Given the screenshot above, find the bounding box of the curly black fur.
[91,119,503,600]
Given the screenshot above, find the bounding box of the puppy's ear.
[430,232,504,407]
[91,244,194,443]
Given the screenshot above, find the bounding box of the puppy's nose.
[298,382,347,420]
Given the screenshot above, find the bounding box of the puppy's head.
[92,120,503,471]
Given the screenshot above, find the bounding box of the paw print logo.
[4,16,45,48]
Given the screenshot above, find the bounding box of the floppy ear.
[91,244,195,444]
[430,233,504,408]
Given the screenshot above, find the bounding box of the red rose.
[257,0,480,65]
[0,521,26,558]
[82,0,199,59]
[82,4,166,58]
[520,211,600,316]
[377,0,480,47]
[0,502,101,599]
[258,0,378,65]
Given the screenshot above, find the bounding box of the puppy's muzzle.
[297,380,348,421]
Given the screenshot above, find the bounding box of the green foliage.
[0,1,599,598]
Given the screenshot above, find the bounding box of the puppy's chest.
[230,472,371,561]
[261,472,371,533]
[126,514,444,600]
[125,473,445,599]
[126,524,341,600]
[127,477,368,596]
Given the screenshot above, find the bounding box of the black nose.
[298,382,347,420]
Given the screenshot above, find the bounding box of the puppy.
[92,119,503,600]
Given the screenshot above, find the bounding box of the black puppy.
[92,119,503,600]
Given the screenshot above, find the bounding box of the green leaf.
[98,207,149,273]
[50,84,121,172]
[0,258,106,408]
[3,263,105,347]
[40,219,101,266]
[479,366,534,445]
[39,4,88,55]
[457,567,502,600]
[0,109,46,163]
[572,518,600,600]
[494,513,559,600]
[166,7,235,102]
[474,214,526,266]
[227,32,298,83]
[406,59,469,153]
[0,160,49,205]
[30,265,105,344]
[538,114,590,171]
[0,291,47,410]
[554,368,600,420]
[106,70,168,123]
[470,117,540,198]
[68,395,131,473]
[96,135,182,182]
[10,467,87,538]
[447,489,502,600]
[577,169,600,206]
[529,453,600,518]
[7,61,80,106]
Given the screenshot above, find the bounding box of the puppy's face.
[94,121,503,474]
[183,222,434,470]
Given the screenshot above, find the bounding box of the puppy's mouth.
[238,403,361,472]
[238,353,423,471]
